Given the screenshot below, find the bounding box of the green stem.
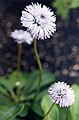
[15,43,22,101]
[16,43,22,82]
[34,39,42,86]
[42,103,55,120]
[32,39,42,105]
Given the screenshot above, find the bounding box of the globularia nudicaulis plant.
[10,2,75,120]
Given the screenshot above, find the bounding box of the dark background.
[0,0,79,84]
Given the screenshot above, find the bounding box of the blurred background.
[0,0,79,84]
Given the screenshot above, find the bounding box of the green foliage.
[68,84,79,120]
[0,70,56,119]
[59,107,69,120]
[52,0,70,19]
[41,95,59,120]
[0,70,79,120]
[0,103,24,120]
[70,0,79,8]
[41,84,79,120]
[52,0,79,19]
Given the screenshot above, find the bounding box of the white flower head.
[48,82,75,107]
[10,29,33,44]
[20,3,56,40]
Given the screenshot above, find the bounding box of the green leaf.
[52,0,79,19]
[59,107,69,120]
[0,103,24,120]
[19,104,28,117]
[41,95,59,120]
[52,0,70,19]
[0,77,11,92]
[41,70,56,87]
[32,101,43,117]
[0,72,29,92]
[9,71,29,90]
[25,70,56,94]
[23,70,55,102]
[0,86,8,95]
[0,93,10,105]
[36,89,47,101]
[68,84,79,120]
[32,90,47,116]
[70,0,79,8]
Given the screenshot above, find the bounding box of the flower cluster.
[20,3,56,40]
[10,3,75,108]
[48,82,75,107]
[10,29,33,44]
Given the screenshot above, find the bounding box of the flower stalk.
[15,43,22,98]
[33,38,42,102]
[42,103,55,120]
[16,43,22,81]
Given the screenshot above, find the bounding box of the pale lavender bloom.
[48,82,75,107]
[20,3,56,40]
[10,29,33,44]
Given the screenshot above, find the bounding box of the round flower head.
[48,82,75,107]
[10,29,33,44]
[20,3,56,40]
